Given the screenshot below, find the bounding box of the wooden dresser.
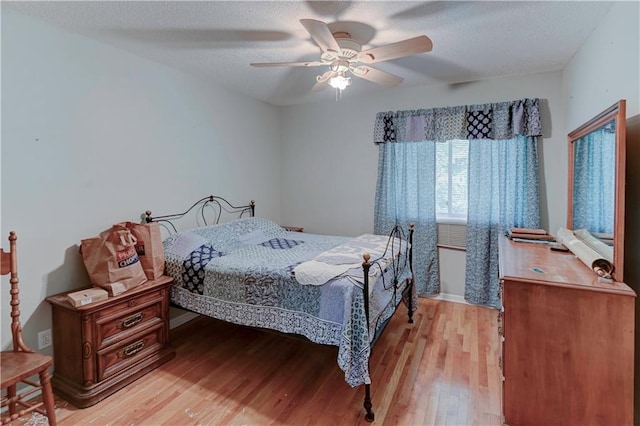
[498,236,635,426]
[46,275,176,408]
[625,114,640,424]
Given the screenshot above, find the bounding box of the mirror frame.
[567,99,626,282]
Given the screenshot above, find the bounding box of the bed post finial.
[144,210,153,223]
[250,200,255,217]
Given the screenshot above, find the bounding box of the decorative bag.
[119,221,165,280]
[80,225,148,296]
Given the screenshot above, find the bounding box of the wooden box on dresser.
[46,275,176,408]
[498,236,635,426]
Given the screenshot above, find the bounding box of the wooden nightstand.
[46,275,176,408]
[282,226,304,232]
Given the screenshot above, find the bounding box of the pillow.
[165,216,285,253]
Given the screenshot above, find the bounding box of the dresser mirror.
[567,99,626,281]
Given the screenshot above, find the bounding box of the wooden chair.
[1,231,57,425]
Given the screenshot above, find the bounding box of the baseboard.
[425,293,468,305]
[169,311,200,329]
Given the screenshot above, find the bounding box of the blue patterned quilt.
[163,216,414,387]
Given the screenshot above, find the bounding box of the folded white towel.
[293,234,407,286]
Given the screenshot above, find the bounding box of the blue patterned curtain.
[572,122,615,233]
[374,142,440,295]
[374,98,542,305]
[465,136,541,308]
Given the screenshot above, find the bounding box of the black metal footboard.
[360,224,415,422]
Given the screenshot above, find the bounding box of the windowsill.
[436,216,467,225]
[437,244,466,251]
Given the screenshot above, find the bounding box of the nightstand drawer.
[97,323,165,381]
[96,299,164,349]
[93,289,164,321]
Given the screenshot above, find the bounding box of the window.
[436,139,469,223]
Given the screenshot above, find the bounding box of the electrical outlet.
[38,329,52,349]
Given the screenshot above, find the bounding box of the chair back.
[1,231,33,353]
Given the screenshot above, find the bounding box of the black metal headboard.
[144,195,255,233]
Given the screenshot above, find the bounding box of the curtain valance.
[373,98,542,143]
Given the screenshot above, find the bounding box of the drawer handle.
[120,312,144,329]
[123,340,145,357]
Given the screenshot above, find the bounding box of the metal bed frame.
[144,195,415,422]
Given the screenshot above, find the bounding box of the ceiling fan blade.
[352,66,404,87]
[250,61,326,67]
[358,35,433,64]
[300,19,341,54]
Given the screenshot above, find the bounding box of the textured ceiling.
[4,1,615,106]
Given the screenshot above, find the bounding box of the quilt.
[162,216,413,387]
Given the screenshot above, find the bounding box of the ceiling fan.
[250,19,433,92]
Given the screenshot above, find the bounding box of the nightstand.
[282,226,304,232]
[46,275,176,408]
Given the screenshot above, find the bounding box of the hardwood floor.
[13,298,502,425]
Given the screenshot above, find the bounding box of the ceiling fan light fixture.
[328,73,351,90]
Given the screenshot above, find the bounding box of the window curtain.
[465,136,541,308]
[373,98,542,305]
[572,123,615,233]
[374,141,440,295]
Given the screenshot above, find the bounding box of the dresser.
[46,275,176,408]
[498,236,635,426]
[624,113,640,423]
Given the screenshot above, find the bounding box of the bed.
[144,195,415,421]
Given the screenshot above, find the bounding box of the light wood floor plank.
[10,298,501,425]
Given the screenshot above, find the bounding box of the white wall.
[563,1,640,128]
[0,10,282,351]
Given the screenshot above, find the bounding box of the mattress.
[162,216,413,386]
